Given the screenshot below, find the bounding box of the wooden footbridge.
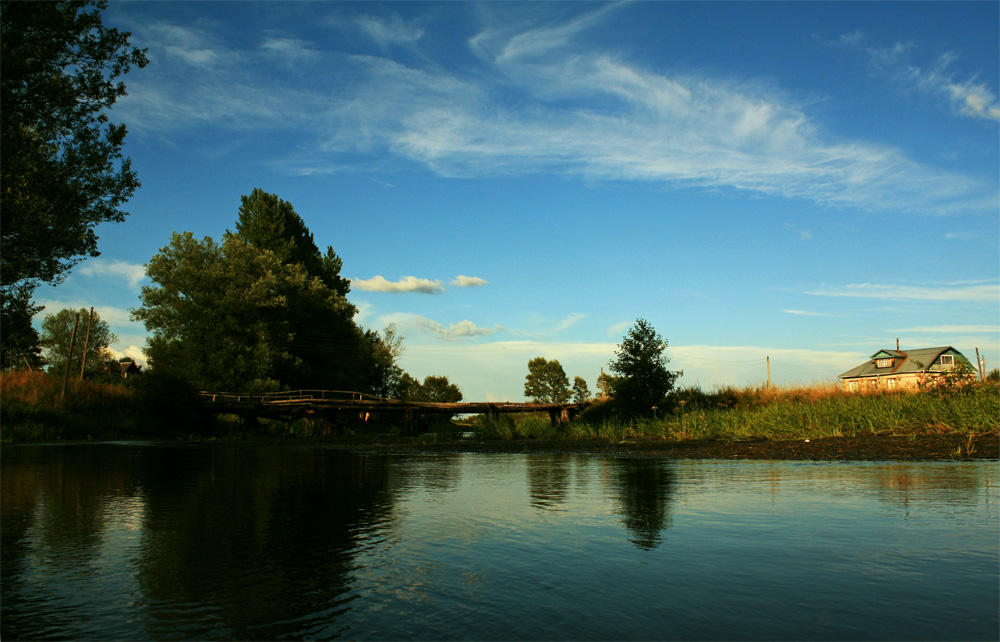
[198,389,590,431]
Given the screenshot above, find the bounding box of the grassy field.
[469,382,1000,442]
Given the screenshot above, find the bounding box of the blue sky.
[34,1,999,401]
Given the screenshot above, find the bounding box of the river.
[1,443,996,640]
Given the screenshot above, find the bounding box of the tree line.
[524,318,682,417]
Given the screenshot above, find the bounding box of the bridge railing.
[199,390,392,405]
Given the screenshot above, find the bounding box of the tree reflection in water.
[607,458,677,549]
[526,454,572,511]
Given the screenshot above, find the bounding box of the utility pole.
[766,356,771,389]
[600,367,606,400]
[60,313,81,401]
[79,307,94,380]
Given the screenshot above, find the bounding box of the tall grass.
[475,382,999,442]
[1,369,138,441]
[1,369,212,442]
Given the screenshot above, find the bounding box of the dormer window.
[940,354,955,366]
[875,358,893,368]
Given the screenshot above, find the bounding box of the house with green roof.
[838,346,969,392]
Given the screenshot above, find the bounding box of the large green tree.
[133,231,361,392]
[1,0,147,290]
[40,307,116,375]
[607,319,681,415]
[524,357,571,403]
[572,376,591,403]
[1,0,146,368]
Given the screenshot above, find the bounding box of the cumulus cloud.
[452,275,489,287]
[112,345,148,367]
[351,275,445,294]
[77,260,147,290]
[807,282,1000,303]
[414,317,501,341]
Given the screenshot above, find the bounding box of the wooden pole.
[79,307,94,380]
[60,313,81,401]
[766,356,771,389]
[13,339,33,370]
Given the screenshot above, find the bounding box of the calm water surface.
[1,443,997,640]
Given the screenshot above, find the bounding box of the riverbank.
[372,433,998,460]
[136,431,997,461]
[3,371,997,459]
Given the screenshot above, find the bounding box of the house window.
[876,358,893,368]
[940,354,955,366]
[887,378,897,390]
[848,380,858,391]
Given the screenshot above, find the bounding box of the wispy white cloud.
[554,312,587,332]
[838,31,1000,122]
[355,12,424,47]
[77,260,147,291]
[607,320,633,338]
[351,275,445,294]
[782,309,835,317]
[119,7,997,215]
[261,36,320,66]
[471,2,624,64]
[891,325,1000,334]
[807,282,1000,303]
[141,22,230,69]
[452,275,489,287]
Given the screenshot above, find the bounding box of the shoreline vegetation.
[2,370,997,460]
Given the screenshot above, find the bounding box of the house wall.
[842,373,930,392]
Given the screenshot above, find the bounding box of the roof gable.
[840,346,962,379]
[870,349,905,359]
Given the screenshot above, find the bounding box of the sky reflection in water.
[1,444,996,640]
